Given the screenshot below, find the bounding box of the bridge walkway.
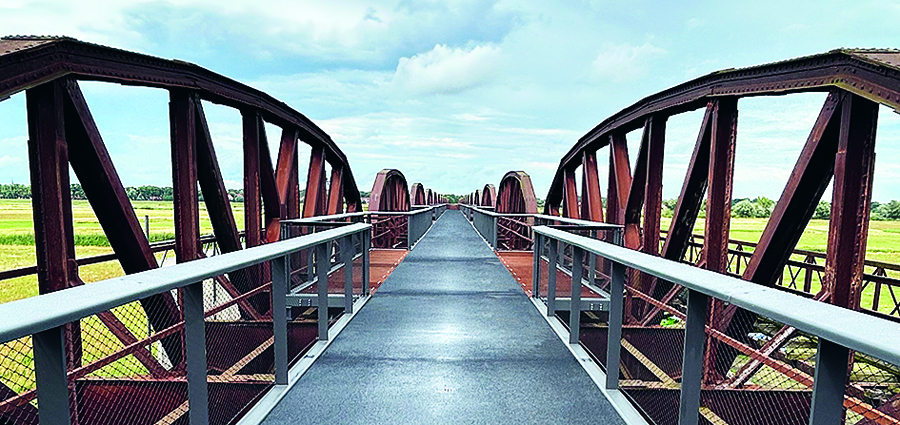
[260,211,624,424]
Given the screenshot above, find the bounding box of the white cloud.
[0,155,23,167]
[392,44,503,95]
[591,42,667,83]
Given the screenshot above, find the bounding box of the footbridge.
[1,37,900,425]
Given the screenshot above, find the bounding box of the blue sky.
[1,0,899,201]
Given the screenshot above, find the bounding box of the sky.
[0,0,899,201]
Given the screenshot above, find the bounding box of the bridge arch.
[411,183,426,206]
[496,171,538,214]
[369,169,410,212]
[481,184,497,208]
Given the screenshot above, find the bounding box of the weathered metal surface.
[411,183,426,205]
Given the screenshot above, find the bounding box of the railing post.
[362,230,371,296]
[491,215,498,249]
[272,254,289,385]
[532,233,542,298]
[407,213,415,250]
[588,229,597,286]
[678,289,708,425]
[184,281,209,424]
[547,238,559,317]
[342,235,354,314]
[569,246,583,344]
[606,261,625,390]
[33,326,71,425]
[316,242,329,341]
[808,339,849,425]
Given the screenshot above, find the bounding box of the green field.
[0,198,246,304]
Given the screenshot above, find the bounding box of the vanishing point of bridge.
[1,36,900,425]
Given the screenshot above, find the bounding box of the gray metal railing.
[281,204,448,250]
[533,225,900,425]
[0,223,372,425]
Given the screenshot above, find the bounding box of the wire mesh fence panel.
[205,262,275,425]
[844,353,900,424]
[617,266,685,425]
[74,294,188,425]
[700,309,813,425]
[0,336,38,425]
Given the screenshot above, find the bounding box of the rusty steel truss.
[535,49,900,424]
[0,36,375,425]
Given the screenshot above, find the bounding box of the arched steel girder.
[474,190,482,206]
[542,49,900,400]
[496,171,538,214]
[425,189,434,205]
[481,184,497,208]
[369,169,411,212]
[411,183,426,206]
[0,36,367,419]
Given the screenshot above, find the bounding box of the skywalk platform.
[260,211,624,424]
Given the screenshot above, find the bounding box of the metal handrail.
[533,225,900,425]
[0,223,372,425]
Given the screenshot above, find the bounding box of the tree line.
[3,183,900,220]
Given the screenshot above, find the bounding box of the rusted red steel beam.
[702,98,738,275]
[243,110,263,248]
[700,98,737,382]
[623,125,650,250]
[580,150,604,222]
[327,166,344,215]
[661,104,712,262]
[256,122,281,243]
[303,146,327,218]
[827,93,878,309]
[26,80,84,386]
[195,100,242,254]
[562,168,580,219]
[170,90,201,264]
[606,133,631,225]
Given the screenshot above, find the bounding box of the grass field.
[0,198,246,304]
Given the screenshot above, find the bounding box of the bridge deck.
[260,211,624,424]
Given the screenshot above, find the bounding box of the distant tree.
[732,200,758,218]
[753,197,775,217]
[70,184,86,200]
[813,201,831,220]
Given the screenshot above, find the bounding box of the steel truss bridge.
[1,36,899,425]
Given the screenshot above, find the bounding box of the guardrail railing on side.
[281,204,448,251]
[533,225,900,425]
[0,223,371,425]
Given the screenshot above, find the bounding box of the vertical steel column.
[362,229,371,296]
[317,243,329,340]
[33,326,70,425]
[342,235,354,314]
[606,261,625,390]
[547,238,559,317]
[808,339,850,425]
[532,233,542,298]
[183,281,209,424]
[569,246,584,344]
[170,90,200,263]
[704,98,738,273]
[678,289,708,425]
[827,93,878,310]
[272,255,288,385]
[242,110,262,249]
